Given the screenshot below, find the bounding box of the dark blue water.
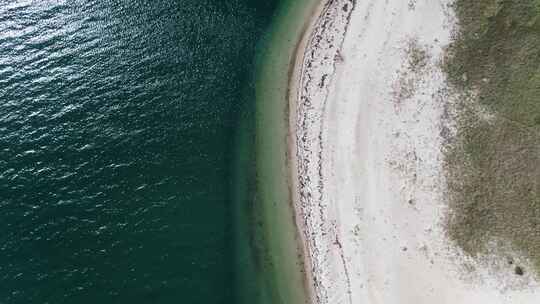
[0,1,278,303]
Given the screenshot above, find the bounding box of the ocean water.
[0,0,281,303]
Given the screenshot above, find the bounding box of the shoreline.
[288,0,540,303]
[288,1,356,303]
[252,0,325,303]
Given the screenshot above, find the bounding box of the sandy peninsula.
[288,0,540,303]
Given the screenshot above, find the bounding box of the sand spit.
[289,0,540,303]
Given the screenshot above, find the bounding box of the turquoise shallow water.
[0,0,282,303]
[252,1,319,303]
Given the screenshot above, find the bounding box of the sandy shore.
[289,0,540,303]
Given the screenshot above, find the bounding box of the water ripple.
[0,0,266,303]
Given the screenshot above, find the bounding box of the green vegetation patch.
[444,0,540,274]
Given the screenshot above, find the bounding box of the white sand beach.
[289,0,540,303]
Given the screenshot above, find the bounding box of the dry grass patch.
[444,0,540,276]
